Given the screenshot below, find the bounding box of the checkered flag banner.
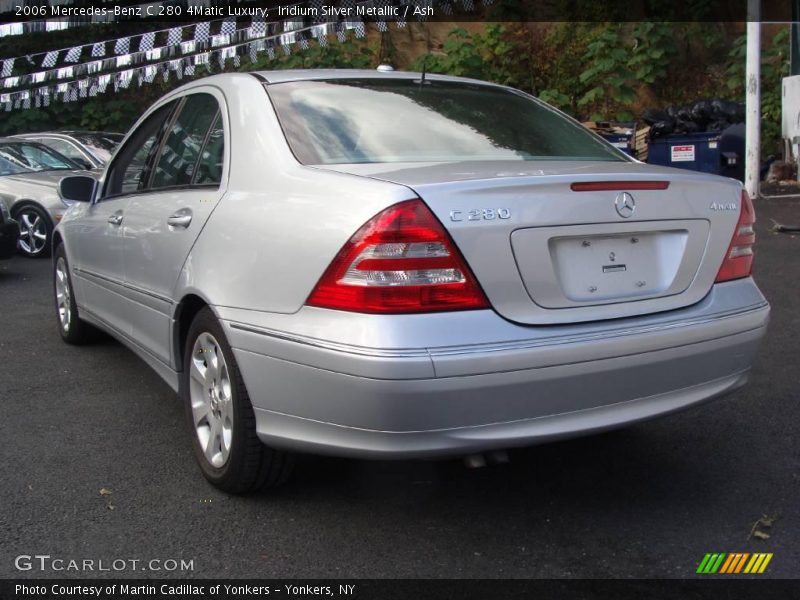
[1,59,13,78]
[221,19,236,36]
[166,27,183,47]
[91,42,106,58]
[139,32,155,52]
[248,42,258,64]
[64,47,82,63]
[195,22,210,44]
[463,0,475,10]
[114,37,131,55]
[353,22,367,38]
[249,20,267,39]
[42,51,59,68]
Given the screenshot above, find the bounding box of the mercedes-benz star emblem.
[615,192,636,218]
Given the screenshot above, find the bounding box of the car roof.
[250,68,496,86]
[0,136,44,143]
[15,131,122,138]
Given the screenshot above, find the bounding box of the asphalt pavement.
[1,197,798,579]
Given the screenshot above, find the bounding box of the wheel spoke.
[189,355,208,386]
[193,401,212,427]
[205,418,221,464]
[20,213,33,228]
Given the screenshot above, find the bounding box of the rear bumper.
[0,219,20,259]
[219,279,769,458]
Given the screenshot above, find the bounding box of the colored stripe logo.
[697,553,773,574]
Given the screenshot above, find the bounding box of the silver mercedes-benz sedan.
[54,70,769,493]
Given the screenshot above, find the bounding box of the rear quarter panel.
[173,75,412,313]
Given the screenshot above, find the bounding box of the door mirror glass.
[59,175,97,203]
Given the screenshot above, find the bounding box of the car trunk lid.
[317,160,743,325]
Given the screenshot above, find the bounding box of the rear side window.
[268,79,625,165]
[151,93,221,189]
[193,113,224,186]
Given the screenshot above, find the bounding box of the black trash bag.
[706,119,730,132]
[716,100,740,123]
[710,99,728,121]
[676,106,693,121]
[665,105,681,119]
[642,108,670,126]
[673,116,700,134]
[650,120,674,138]
[690,100,713,127]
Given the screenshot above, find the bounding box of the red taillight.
[307,199,490,314]
[715,190,756,283]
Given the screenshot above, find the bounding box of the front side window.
[267,79,626,165]
[151,93,221,189]
[0,142,77,176]
[104,102,176,198]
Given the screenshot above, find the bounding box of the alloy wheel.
[54,257,71,332]
[189,332,234,468]
[17,208,48,255]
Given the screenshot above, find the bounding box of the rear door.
[122,89,228,365]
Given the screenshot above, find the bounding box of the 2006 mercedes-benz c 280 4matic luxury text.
[53,70,769,493]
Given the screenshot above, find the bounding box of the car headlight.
[0,200,9,221]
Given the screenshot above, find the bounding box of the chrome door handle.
[107,213,123,226]
[167,209,192,229]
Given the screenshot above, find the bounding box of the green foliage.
[628,22,677,84]
[254,39,376,70]
[577,27,636,120]
[408,21,790,159]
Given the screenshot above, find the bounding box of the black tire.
[182,307,293,494]
[53,243,96,345]
[13,203,53,258]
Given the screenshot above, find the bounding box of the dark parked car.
[15,131,124,170]
[0,195,20,259]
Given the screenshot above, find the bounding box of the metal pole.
[745,0,761,199]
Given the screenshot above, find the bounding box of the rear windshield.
[71,132,125,163]
[267,79,625,165]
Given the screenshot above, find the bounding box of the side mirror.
[59,175,97,204]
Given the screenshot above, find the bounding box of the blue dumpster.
[647,127,744,181]
[598,131,634,156]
